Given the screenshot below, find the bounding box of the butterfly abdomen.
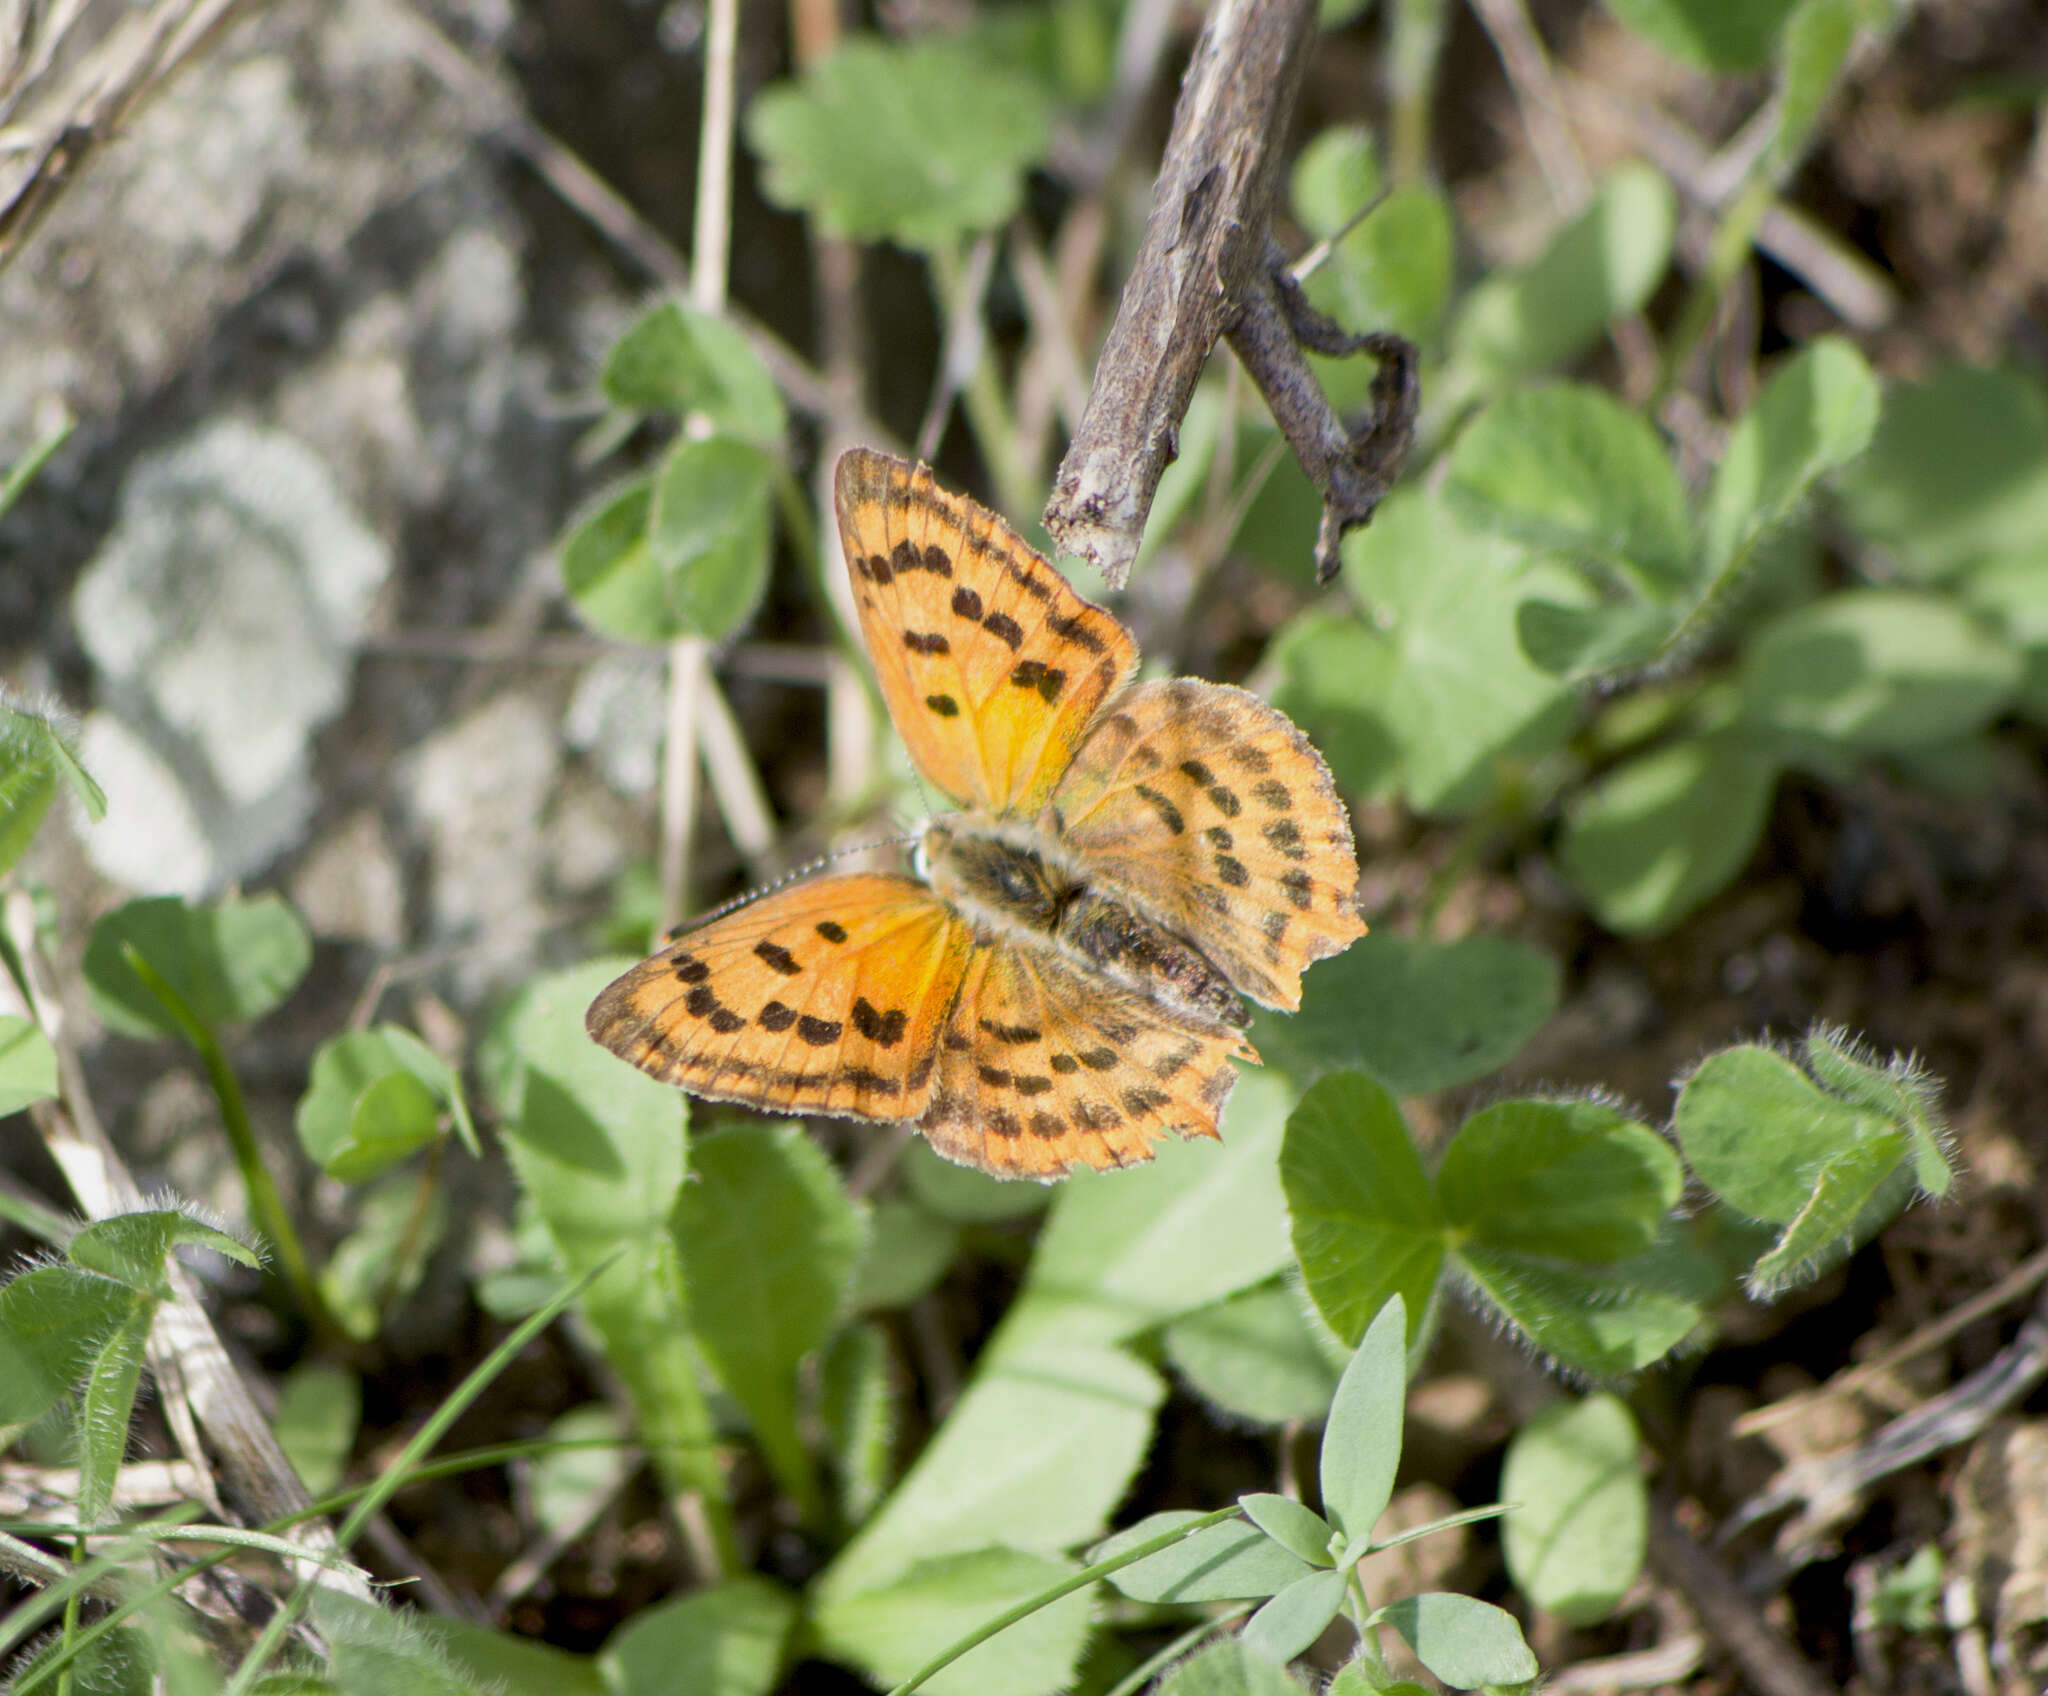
[1057,890,1249,1031]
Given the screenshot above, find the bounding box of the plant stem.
[117,945,336,1341]
[1658,172,1776,406]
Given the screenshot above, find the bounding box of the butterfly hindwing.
[587,874,973,1120]
[836,448,1136,814]
[918,938,1245,1179]
[1051,678,1367,1011]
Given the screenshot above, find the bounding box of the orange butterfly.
[587,449,1366,1179]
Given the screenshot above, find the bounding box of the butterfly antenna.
[662,834,922,938]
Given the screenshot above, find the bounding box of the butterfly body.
[919,814,1252,1036]
[587,449,1366,1179]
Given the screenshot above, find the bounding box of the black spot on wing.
[851,997,908,1047]
[1010,659,1066,701]
[1134,784,1185,834]
[1215,854,1250,887]
[1264,817,1306,858]
[979,1018,1041,1044]
[983,611,1025,650]
[951,586,984,620]
[1281,869,1315,910]
[754,941,802,976]
[926,694,960,717]
[672,955,710,984]
[904,630,949,655]
[815,920,848,943]
[798,1014,842,1046]
[1255,779,1292,810]
[759,1000,797,1032]
[1046,611,1106,653]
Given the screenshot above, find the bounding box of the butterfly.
[587,449,1366,1179]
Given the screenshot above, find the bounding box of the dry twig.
[1044,0,1416,587]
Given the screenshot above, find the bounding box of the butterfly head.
[921,818,1073,935]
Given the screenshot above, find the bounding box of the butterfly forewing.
[835,448,1135,815]
[918,939,1246,1179]
[1052,678,1367,1010]
[587,874,973,1121]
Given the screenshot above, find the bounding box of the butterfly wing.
[918,937,1248,1179]
[587,873,973,1121]
[1050,678,1366,1011]
[836,448,1136,815]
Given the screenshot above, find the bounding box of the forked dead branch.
[1045,0,1417,586]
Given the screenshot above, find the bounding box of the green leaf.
[0,1265,134,1426]
[1772,0,1866,171]
[77,1299,154,1525]
[1676,1044,1922,1225]
[530,1404,631,1543]
[1600,0,1801,69]
[810,1548,1093,1696]
[1802,1026,1953,1198]
[1240,1566,1349,1663]
[600,1575,796,1696]
[1514,598,1679,680]
[0,1015,58,1116]
[274,1362,361,1497]
[1163,1284,1347,1426]
[821,1322,897,1527]
[852,1197,959,1311]
[1160,1640,1315,1696]
[1377,1592,1538,1688]
[315,1590,477,1696]
[1959,548,2048,721]
[67,1209,259,1294]
[1745,1131,1910,1295]
[1267,611,1403,798]
[296,1030,444,1182]
[820,1334,1163,1596]
[561,477,666,642]
[419,1617,606,1696]
[1334,489,1586,812]
[1320,1296,1406,1554]
[673,1122,868,1514]
[902,1139,1052,1222]
[823,1075,1292,1596]
[83,894,311,1039]
[416,1617,606,1696]
[1738,588,2020,753]
[1500,1394,1646,1624]
[1447,384,1690,595]
[1240,1494,1337,1568]
[1833,365,2048,581]
[1282,1073,1443,1348]
[1455,1248,1702,1376]
[747,35,1053,252]
[0,699,104,877]
[1095,1513,1313,1604]
[1560,727,1782,935]
[600,301,785,447]
[1447,164,1675,386]
[1292,129,1452,343]
[1256,930,1559,1097]
[318,1172,449,1342]
[1436,1100,1680,1264]
[1020,1067,1296,1340]
[645,436,774,642]
[487,960,708,1517]
[1699,336,1881,582]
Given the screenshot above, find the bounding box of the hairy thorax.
[921,816,1249,1031]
